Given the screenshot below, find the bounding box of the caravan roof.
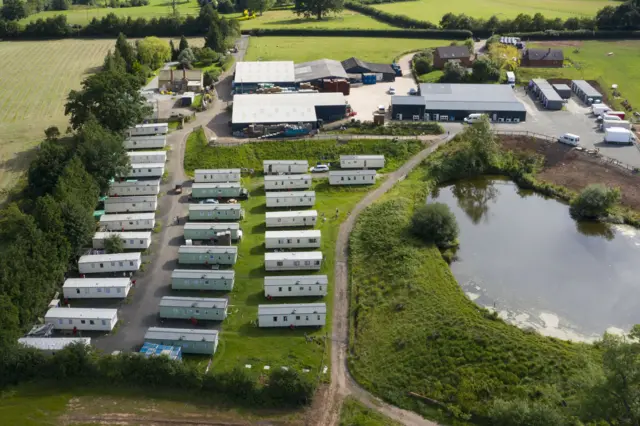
[63,278,130,289]
[258,303,326,316]
[171,269,235,279]
[265,191,315,198]
[265,251,322,261]
[266,210,317,219]
[45,307,117,320]
[145,327,219,342]
[265,230,321,239]
[78,252,141,264]
[159,296,228,309]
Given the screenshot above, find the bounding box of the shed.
[78,252,142,274]
[265,191,315,208]
[553,84,572,99]
[45,307,118,331]
[63,277,131,299]
[124,135,167,150]
[530,79,564,110]
[341,58,396,82]
[571,80,603,104]
[339,155,385,169]
[104,195,157,213]
[144,327,219,355]
[263,160,309,175]
[178,245,238,266]
[92,231,152,250]
[191,182,247,199]
[109,179,160,196]
[194,169,242,183]
[18,337,91,355]
[127,151,167,164]
[265,251,323,271]
[264,174,312,191]
[264,275,328,298]
[171,269,235,291]
[127,163,165,178]
[265,210,318,228]
[99,213,156,231]
[183,222,243,241]
[329,170,376,185]
[265,230,321,249]
[188,204,244,221]
[127,123,168,137]
[139,342,182,361]
[159,296,228,321]
[258,303,326,328]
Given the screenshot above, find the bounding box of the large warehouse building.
[392,83,526,122]
[295,59,348,85]
[233,61,296,94]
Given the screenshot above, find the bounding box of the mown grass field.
[232,9,394,29]
[339,397,402,426]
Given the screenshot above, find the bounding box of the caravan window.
[314,260,320,265]
[277,261,283,266]
[100,263,104,268]
[278,287,282,292]
[283,316,288,322]
[288,287,292,291]
[102,320,107,326]
[97,288,102,293]
[58,319,63,325]
[68,319,72,324]
[304,261,310,266]
[294,261,300,266]
[90,320,95,325]
[81,320,86,324]
[296,316,301,320]
[273,316,278,322]
[317,315,321,320]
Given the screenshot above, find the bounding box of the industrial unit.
[188,204,244,221]
[265,230,321,249]
[104,196,157,213]
[264,174,312,191]
[294,59,349,85]
[265,210,317,228]
[144,327,219,355]
[571,80,604,104]
[191,182,248,199]
[341,57,397,82]
[178,245,238,266]
[264,251,323,271]
[264,275,328,298]
[18,337,91,355]
[183,222,243,241]
[171,269,235,291]
[553,84,572,99]
[264,160,309,175]
[127,163,165,178]
[139,342,182,361]
[258,303,327,328]
[194,169,242,183]
[329,170,376,185]
[529,79,564,110]
[78,252,142,274]
[340,155,385,169]
[265,191,315,208]
[233,61,296,94]
[127,151,167,164]
[45,308,119,331]
[92,231,152,250]
[124,135,167,150]
[99,213,156,231]
[159,296,228,321]
[127,123,168,137]
[109,179,160,196]
[62,278,132,299]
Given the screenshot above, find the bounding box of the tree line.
[1,0,149,22]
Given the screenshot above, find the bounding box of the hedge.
[244,27,472,39]
[344,1,437,30]
[505,29,640,40]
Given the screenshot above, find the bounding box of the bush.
[488,399,567,426]
[411,203,459,247]
[413,55,432,75]
[104,235,125,253]
[569,184,621,219]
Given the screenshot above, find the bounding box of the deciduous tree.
[248,0,274,15]
[204,23,225,53]
[104,235,125,253]
[137,37,171,70]
[570,184,621,219]
[294,0,344,20]
[411,203,459,247]
[1,0,28,21]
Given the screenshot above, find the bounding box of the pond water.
[429,177,640,342]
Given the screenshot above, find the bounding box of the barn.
[92,232,152,250]
[264,174,312,191]
[263,160,309,175]
[109,179,160,196]
[571,80,604,104]
[159,296,228,321]
[329,170,376,186]
[264,251,323,271]
[233,61,296,94]
[178,245,238,266]
[194,169,242,183]
[144,327,219,355]
[188,204,244,221]
[99,213,156,231]
[183,222,243,241]
[265,230,321,249]
[264,275,328,298]
[78,252,142,274]
[104,196,157,213]
[341,57,396,82]
[63,278,131,299]
[265,191,316,208]
[258,303,327,328]
[171,269,235,291]
[45,308,119,331]
[265,210,318,228]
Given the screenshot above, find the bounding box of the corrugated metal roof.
[145,327,219,342]
[195,168,241,174]
[192,182,241,189]
[264,275,328,286]
[171,269,235,279]
[341,57,395,75]
[340,155,384,160]
[104,196,157,204]
[329,170,376,176]
[179,245,238,254]
[264,174,312,181]
[531,79,563,103]
[391,95,425,106]
[159,296,227,309]
[419,83,522,103]
[265,191,315,198]
[232,93,345,125]
[63,278,130,288]
[424,100,526,112]
[189,204,242,211]
[265,230,321,239]
[78,252,141,264]
[18,337,91,351]
[265,251,323,261]
[264,160,309,166]
[45,307,118,320]
[100,213,155,222]
[94,232,152,240]
[572,80,602,98]
[258,303,326,316]
[294,59,348,82]
[266,210,317,218]
[184,222,240,230]
[234,61,295,84]
[553,84,571,90]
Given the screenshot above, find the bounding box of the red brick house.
[433,46,473,69]
[521,48,564,67]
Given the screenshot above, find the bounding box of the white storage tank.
[127,123,168,137]
[265,191,315,208]
[45,307,119,331]
[127,151,167,164]
[99,213,156,231]
[263,160,309,175]
[127,163,165,178]
[92,231,152,250]
[109,180,160,196]
[264,275,328,298]
[340,155,385,169]
[264,174,312,191]
[265,230,321,249]
[265,210,317,228]
[195,169,241,183]
[329,170,376,186]
[104,196,157,213]
[78,252,142,274]
[264,251,323,271]
[258,303,326,328]
[124,135,167,150]
[63,278,132,299]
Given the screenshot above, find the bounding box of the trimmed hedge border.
[504,30,640,40]
[344,1,436,30]
[243,27,472,39]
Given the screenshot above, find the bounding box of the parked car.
[388,87,396,95]
[174,184,182,194]
[310,164,330,173]
[558,133,580,146]
[199,199,219,204]
[408,88,417,95]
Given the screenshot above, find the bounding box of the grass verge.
[339,396,402,426]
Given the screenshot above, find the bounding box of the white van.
[558,133,580,146]
[464,113,486,124]
[597,114,621,123]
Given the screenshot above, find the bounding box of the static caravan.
[264,275,328,298]
[104,196,157,213]
[265,191,315,208]
[78,252,142,274]
[127,151,167,164]
[189,204,244,221]
[171,269,235,291]
[109,179,160,196]
[265,210,317,228]
[144,327,219,355]
[99,213,156,231]
[124,135,167,150]
[93,232,152,250]
[127,163,165,178]
[265,230,321,249]
[184,222,243,241]
[63,277,131,299]
[264,251,323,271]
[195,169,241,183]
[159,296,228,321]
[258,303,326,328]
[191,183,248,199]
[18,337,91,355]
[178,245,238,266]
[329,170,376,186]
[127,123,168,137]
[340,155,385,169]
[45,307,118,331]
[264,160,309,175]
[264,174,312,191]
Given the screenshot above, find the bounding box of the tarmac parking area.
[346,72,417,122]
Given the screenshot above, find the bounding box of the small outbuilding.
[341,57,396,82]
[183,222,243,241]
[263,160,309,175]
[63,277,132,299]
[127,123,168,138]
[265,210,318,228]
[92,231,152,250]
[340,155,385,169]
[194,169,242,183]
[571,80,604,104]
[127,163,165,178]
[144,327,219,355]
[178,245,238,266]
[109,179,160,196]
[265,230,321,249]
[99,213,156,231]
[329,170,376,186]
[553,84,572,99]
[265,191,315,208]
[159,296,228,321]
[265,251,323,271]
[188,204,244,221]
[127,151,167,164]
[258,303,327,328]
[191,183,247,199]
[433,46,473,69]
[104,196,157,213]
[78,252,142,274]
[264,174,312,191]
[264,275,328,298]
[45,307,118,331]
[158,69,203,92]
[171,269,235,291]
[529,79,564,110]
[18,337,91,355]
[124,135,167,150]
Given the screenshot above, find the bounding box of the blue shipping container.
[362,74,376,85]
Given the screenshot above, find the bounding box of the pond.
[429,176,640,342]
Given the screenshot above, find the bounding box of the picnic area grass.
[339,397,402,426]
[243,36,450,63]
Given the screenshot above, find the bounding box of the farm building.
[78,252,142,274]
[265,191,315,208]
[529,79,564,110]
[109,179,160,196]
[266,210,318,228]
[178,245,238,266]
[341,57,396,82]
[571,80,603,104]
[127,151,167,164]
[99,213,156,231]
[62,278,131,299]
[231,93,347,132]
[124,135,167,150]
[92,232,152,250]
[433,46,473,69]
[264,275,328,298]
[127,163,165,178]
[158,69,203,92]
[264,160,309,175]
[191,182,248,199]
[329,170,376,185]
[45,308,118,332]
[264,174,312,191]
[144,327,219,355]
[159,296,228,321]
[340,155,385,169]
[171,269,235,291]
[194,169,242,183]
[233,61,296,94]
[294,58,349,84]
[104,196,157,213]
[521,48,564,67]
[265,230,321,249]
[127,123,168,137]
[265,251,323,271]
[188,204,244,221]
[553,84,572,99]
[18,337,91,355]
[183,222,243,241]
[258,303,327,328]
[139,342,182,361]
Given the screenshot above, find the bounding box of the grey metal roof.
[145,327,219,343]
[234,61,295,84]
[295,59,348,82]
[266,210,317,218]
[553,84,571,91]
[531,79,563,103]
[572,80,602,98]
[171,269,235,279]
[423,100,526,112]
[340,155,384,160]
[184,222,240,231]
[341,57,395,75]
[78,252,142,264]
[329,170,376,176]
[419,83,520,102]
[159,296,227,309]
[524,48,564,61]
[391,95,424,106]
[265,230,321,239]
[264,160,308,166]
[435,45,471,59]
[258,303,327,316]
[232,93,346,125]
[63,278,130,288]
[104,196,157,204]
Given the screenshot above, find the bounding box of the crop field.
[373,0,613,22]
[234,9,393,29]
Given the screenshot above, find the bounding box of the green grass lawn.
[233,9,394,29]
[339,397,402,426]
[244,37,451,62]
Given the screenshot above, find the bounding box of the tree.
[411,203,459,247]
[463,38,474,54]
[294,0,344,20]
[137,36,171,70]
[50,0,71,10]
[267,368,314,406]
[248,0,274,15]
[488,399,567,426]
[178,35,189,52]
[0,296,20,348]
[441,60,467,83]
[569,184,621,219]
[203,69,220,86]
[466,115,498,166]
[1,0,28,21]
[471,57,500,83]
[204,23,225,53]
[102,50,126,73]
[178,47,196,68]
[488,43,520,71]
[195,47,219,65]
[413,50,433,75]
[44,126,61,142]
[27,140,73,198]
[104,235,125,254]
[115,32,136,72]
[169,39,178,61]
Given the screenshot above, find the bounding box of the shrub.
[569,184,621,219]
[411,203,459,247]
[104,235,125,253]
[488,399,567,426]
